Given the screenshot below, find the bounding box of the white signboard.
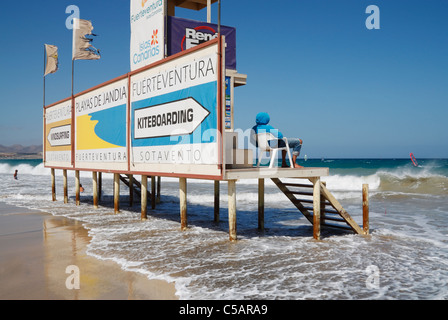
[45,100,72,167]
[74,78,128,171]
[130,41,222,178]
[130,0,165,71]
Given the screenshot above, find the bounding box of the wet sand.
[0,202,178,300]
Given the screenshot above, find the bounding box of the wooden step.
[306,205,341,215]
[272,177,365,236]
[305,209,347,223]
[282,183,313,188]
[321,223,353,231]
[321,215,347,223]
[289,190,314,196]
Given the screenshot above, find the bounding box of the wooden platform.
[224,167,329,180]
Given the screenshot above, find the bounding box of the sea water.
[1,158,447,299]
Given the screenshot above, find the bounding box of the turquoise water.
[0,158,42,167]
[307,158,448,176]
[2,157,447,177]
[1,158,447,299]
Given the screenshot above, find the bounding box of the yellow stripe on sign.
[76,115,121,150]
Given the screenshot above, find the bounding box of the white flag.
[44,44,58,76]
[72,18,101,60]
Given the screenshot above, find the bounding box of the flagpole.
[43,45,46,167]
[43,45,46,108]
[71,57,75,167]
[71,59,74,98]
[218,0,221,35]
[71,21,76,167]
[72,19,74,98]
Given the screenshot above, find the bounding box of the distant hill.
[0,144,43,153]
[0,144,43,159]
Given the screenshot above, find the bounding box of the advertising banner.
[74,78,128,171]
[167,16,236,70]
[225,76,232,130]
[130,40,222,178]
[130,0,165,72]
[44,100,73,167]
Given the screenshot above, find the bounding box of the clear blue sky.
[0,0,447,158]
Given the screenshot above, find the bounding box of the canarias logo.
[151,29,158,45]
[133,29,161,65]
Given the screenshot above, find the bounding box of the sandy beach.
[0,202,178,300]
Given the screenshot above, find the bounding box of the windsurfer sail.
[410,153,418,167]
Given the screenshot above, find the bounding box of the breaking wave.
[322,164,448,197]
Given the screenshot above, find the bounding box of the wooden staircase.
[119,174,152,199]
[271,178,365,235]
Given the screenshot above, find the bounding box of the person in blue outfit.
[251,112,303,168]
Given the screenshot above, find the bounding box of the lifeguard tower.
[43,0,369,242]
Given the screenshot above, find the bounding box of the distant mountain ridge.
[0,144,43,154]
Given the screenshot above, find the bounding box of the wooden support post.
[312,177,321,240]
[214,180,220,223]
[141,175,148,221]
[63,169,68,204]
[156,176,161,204]
[228,180,237,241]
[320,181,326,225]
[114,173,120,214]
[363,184,369,235]
[98,172,102,202]
[258,178,265,231]
[207,0,212,23]
[51,168,56,201]
[151,176,156,210]
[92,171,98,209]
[75,170,80,206]
[179,178,187,231]
[129,174,134,207]
[167,0,175,16]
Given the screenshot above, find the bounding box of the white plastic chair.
[255,132,293,168]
